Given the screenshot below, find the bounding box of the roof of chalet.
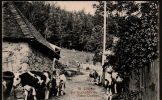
[3,2,61,59]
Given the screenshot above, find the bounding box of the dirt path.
[50,69,107,100]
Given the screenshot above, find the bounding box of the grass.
[59,48,94,66]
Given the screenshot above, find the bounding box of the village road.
[50,69,107,100]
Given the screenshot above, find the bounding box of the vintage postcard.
[2,1,159,100]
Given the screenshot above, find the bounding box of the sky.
[46,1,97,15]
[46,1,146,16]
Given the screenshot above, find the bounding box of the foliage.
[13,1,113,53]
[93,1,158,71]
[14,1,50,37]
[10,1,159,69]
[93,2,159,98]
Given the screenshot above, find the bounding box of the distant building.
[2,2,61,73]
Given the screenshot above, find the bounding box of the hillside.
[59,48,95,66]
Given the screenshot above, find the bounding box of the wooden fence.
[129,59,159,100]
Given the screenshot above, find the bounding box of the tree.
[15,1,50,37]
[93,2,159,97]
[14,1,98,51]
[93,1,158,71]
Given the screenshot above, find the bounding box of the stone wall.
[2,42,53,73]
[28,45,53,72]
[2,41,54,99]
[2,42,29,72]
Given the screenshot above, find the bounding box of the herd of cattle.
[3,65,124,100]
[2,70,66,100]
[89,66,124,100]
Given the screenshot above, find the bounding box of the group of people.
[2,69,67,100]
[89,65,124,100]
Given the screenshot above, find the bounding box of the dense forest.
[11,1,158,66]
[12,1,113,64]
[13,1,107,52]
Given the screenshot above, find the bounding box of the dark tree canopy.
[7,1,158,70]
[93,1,158,73]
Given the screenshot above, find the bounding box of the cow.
[89,70,99,82]
[29,71,52,99]
[13,72,42,100]
[104,66,113,88]
[104,72,113,100]
[96,70,102,85]
[43,71,51,99]
[104,66,114,100]
[49,76,58,97]
[2,71,15,100]
[50,70,66,97]
[13,71,52,100]
[111,72,124,94]
[104,70,124,100]
[58,72,66,95]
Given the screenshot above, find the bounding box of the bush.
[86,67,90,70]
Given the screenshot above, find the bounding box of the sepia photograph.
[2,1,159,100]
